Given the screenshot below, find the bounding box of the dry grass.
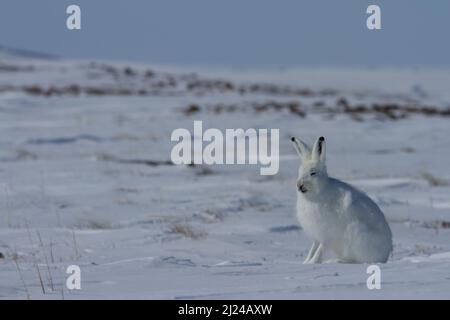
[201,209,225,223]
[96,152,173,167]
[422,220,450,230]
[73,218,113,230]
[421,172,448,187]
[72,229,80,261]
[187,163,215,176]
[168,223,207,240]
[12,253,31,300]
[36,231,55,291]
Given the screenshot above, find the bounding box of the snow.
[1,53,450,299]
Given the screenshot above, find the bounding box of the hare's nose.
[297,181,307,193]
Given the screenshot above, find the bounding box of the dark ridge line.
[181,100,450,120]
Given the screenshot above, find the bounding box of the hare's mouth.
[299,185,308,193]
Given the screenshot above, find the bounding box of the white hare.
[291,136,392,264]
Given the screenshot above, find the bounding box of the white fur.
[292,136,392,264]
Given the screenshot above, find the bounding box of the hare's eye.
[310,171,317,176]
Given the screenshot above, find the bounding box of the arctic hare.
[291,136,392,264]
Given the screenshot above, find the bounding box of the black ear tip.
[319,136,325,142]
[291,137,295,142]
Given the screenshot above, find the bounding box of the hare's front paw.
[303,243,324,264]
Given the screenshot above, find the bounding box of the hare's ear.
[291,137,311,158]
[312,136,326,163]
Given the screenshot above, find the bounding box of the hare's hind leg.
[303,241,319,264]
[323,258,357,264]
[323,258,345,264]
[323,253,358,264]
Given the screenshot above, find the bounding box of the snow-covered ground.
[1,52,450,299]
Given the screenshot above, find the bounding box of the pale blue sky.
[0,0,449,67]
